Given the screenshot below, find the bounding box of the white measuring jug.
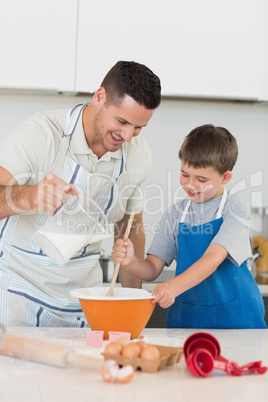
[35,194,113,266]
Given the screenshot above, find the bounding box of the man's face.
[93,95,154,153]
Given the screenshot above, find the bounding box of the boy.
[112,124,266,328]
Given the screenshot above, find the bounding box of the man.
[0,60,161,326]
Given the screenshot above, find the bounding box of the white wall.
[0,93,267,257]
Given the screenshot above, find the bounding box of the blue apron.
[166,190,266,329]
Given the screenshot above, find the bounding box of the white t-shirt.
[0,108,152,214]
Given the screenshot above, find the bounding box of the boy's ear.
[222,171,232,185]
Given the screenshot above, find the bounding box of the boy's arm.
[153,243,228,308]
[124,254,166,282]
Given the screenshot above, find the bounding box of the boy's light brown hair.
[178,124,238,175]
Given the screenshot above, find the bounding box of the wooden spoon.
[106,209,135,296]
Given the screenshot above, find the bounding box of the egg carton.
[102,344,183,373]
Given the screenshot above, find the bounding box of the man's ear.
[92,87,107,106]
[222,171,232,185]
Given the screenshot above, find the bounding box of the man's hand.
[30,173,79,214]
[0,169,79,219]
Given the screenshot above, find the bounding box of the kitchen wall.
[0,93,267,261]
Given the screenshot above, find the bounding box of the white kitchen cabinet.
[76,0,268,100]
[0,0,77,92]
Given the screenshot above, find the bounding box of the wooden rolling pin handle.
[0,333,72,368]
[67,351,102,369]
[0,333,101,369]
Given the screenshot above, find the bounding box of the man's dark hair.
[179,124,238,174]
[100,60,161,109]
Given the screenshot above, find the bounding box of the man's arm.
[0,167,31,219]
[114,211,145,288]
[0,167,78,219]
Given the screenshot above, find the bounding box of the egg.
[101,360,118,382]
[104,342,123,355]
[116,365,135,383]
[116,337,130,347]
[135,340,148,352]
[141,345,161,360]
[122,343,141,358]
[101,360,134,383]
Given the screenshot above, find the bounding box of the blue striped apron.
[0,103,128,327]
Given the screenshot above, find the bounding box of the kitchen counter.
[0,327,267,402]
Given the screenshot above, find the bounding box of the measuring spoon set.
[183,332,267,377]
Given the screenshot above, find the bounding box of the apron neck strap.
[215,188,227,219]
[180,188,228,223]
[121,142,127,172]
[180,199,191,223]
[64,103,90,136]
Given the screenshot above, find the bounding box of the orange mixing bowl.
[71,287,155,338]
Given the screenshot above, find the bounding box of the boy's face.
[180,161,231,204]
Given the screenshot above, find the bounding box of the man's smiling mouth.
[110,132,124,143]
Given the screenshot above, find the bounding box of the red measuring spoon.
[183,332,267,377]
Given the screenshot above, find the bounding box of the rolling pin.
[0,331,102,369]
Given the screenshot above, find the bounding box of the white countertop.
[0,327,267,402]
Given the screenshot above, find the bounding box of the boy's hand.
[152,282,176,308]
[111,238,135,266]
